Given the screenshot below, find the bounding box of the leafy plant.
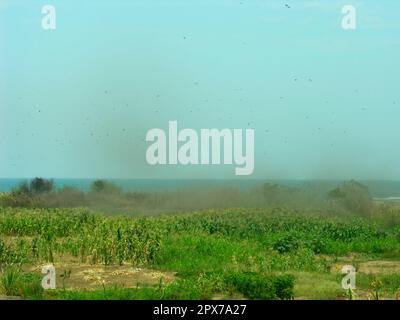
[225,272,295,300]
[0,267,21,296]
[272,235,300,254]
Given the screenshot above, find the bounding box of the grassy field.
[1,206,400,300]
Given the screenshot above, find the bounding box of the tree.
[262,183,296,206]
[30,177,54,193]
[90,180,121,194]
[328,180,372,216]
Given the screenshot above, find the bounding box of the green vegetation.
[0,199,399,300]
[328,180,373,217]
[225,272,295,300]
[0,179,399,299]
[0,178,377,215]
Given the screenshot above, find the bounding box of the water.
[2,178,400,197]
[0,178,293,193]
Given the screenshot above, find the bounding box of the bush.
[0,267,21,296]
[0,268,44,299]
[308,238,328,254]
[19,273,44,299]
[328,180,372,217]
[41,187,87,208]
[225,272,295,300]
[0,178,53,208]
[262,184,296,206]
[90,180,121,194]
[30,178,53,194]
[272,235,300,254]
[0,192,41,208]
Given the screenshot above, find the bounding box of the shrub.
[225,272,295,300]
[308,238,328,254]
[262,183,296,206]
[30,178,54,194]
[90,180,121,194]
[0,192,41,208]
[41,187,87,208]
[272,235,300,254]
[0,179,53,208]
[19,273,44,299]
[0,267,21,296]
[328,180,372,217]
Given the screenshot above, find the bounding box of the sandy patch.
[26,263,176,290]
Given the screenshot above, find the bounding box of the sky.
[1,0,400,180]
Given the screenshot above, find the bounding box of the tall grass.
[0,267,21,296]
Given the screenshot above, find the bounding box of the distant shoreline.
[1,178,400,198]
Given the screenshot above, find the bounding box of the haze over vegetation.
[0,178,377,217]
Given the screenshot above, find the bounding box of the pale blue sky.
[1,0,400,179]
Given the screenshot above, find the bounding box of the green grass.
[356,273,400,295]
[294,272,344,300]
[0,267,21,296]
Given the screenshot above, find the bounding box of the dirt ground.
[24,255,176,290]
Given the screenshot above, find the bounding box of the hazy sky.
[1,0,400,179]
